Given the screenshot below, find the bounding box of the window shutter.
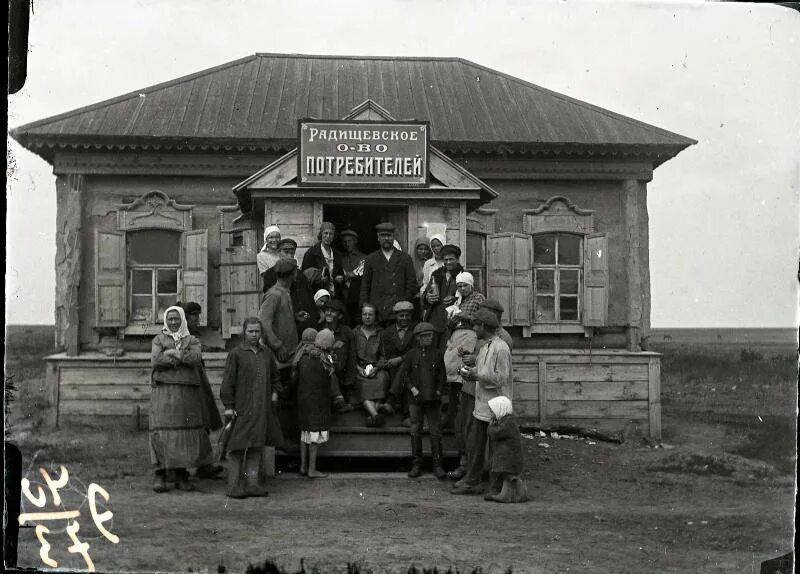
[181,229,209,326]
[219,223,260,339]
[583,233,609,327]
[94,230,127,327]
[512,233,532,325]
[487,233,531,326]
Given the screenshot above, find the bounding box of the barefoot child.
[485,396,528,503]
[293,328,336,478]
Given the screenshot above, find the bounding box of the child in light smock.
[485,396,529,503]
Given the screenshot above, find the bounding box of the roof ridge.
[255,52,463,62]
[10,54,259,134]
[456,58,697,145]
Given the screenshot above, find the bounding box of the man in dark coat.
[266,238,317,334]
[383,300,417,427]
[181,301,225,479]
[323,299,358,407]
[339,229,366,326]
[360,222,417,324]
[220,317,283,499]
[423,244,463,337]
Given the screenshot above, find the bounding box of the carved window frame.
[523,196,595,335]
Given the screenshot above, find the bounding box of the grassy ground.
[4,327,797,573]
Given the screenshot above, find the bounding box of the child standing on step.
[485,396,528,503]
[393,322,447,479]
[293,328,336,478]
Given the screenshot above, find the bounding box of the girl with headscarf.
[149,306,213,493]
[293,328,336,478]
[485,396,528,503]
[420,233,446,299]
[301,221,345,296]
[258,225,282,291]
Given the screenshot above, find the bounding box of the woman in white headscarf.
[257,225,282,291]
[149,306,214,493]
[420,233,446,299]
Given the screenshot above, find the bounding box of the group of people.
[147,221,528,503]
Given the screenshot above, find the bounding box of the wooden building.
[11,54,695,449]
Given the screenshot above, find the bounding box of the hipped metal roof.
[10,53,696,165]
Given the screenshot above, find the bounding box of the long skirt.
[149,382,213,470]
[355,371,388,401]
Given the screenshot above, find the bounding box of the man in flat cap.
[181,301,225,479]
[452,307,513,495]
[339,229,366,326]
[260,258,300,452]
[383,300,418,427]
[423,243,464,337]
[275,238,317,334]
[360,222,417,325]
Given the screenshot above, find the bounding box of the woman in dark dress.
[149,306,213,492]
[301,221,345,297]
[293,328,336,478]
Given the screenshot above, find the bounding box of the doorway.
[323,204,408,254]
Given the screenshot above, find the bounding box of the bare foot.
[307,470,328,478]
[299,467,308,476]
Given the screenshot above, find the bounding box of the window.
[94,191,208,332]
[533,233,582,323]
[465,232,487,295]
[127,230,181,323]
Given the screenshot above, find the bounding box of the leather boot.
[448,454,467,481]
[408,435,423,478]
[431,437,447,480]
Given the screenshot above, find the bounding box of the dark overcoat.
[395,346,446,403]
[381,323,416,396]
[301,243,345,294]
[359,249,417,321]
[293,354,332,432]
[424,264,463,332]
[487,415,525,475]
[220,344,284,451]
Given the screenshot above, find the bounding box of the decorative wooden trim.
[55,173,84,356]
[523,196,595,235]
[117,190,193,231]
[217,204,257,232]
[249,188,482,201]
[538,361,547,425]
[528,323,586,334]
[648,357,662,440]
[123,324,163,336]
[458,202,467,256]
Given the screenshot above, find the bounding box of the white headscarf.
[162,306,190,346]
[488,396,513,420]
[314,289,331,303]
[257,225,282,273]
[455,271,474,286]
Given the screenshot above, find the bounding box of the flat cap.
[182,301,202,315]
[473,308,500,329]
[375,222,395,232]
[277,238,297,249]
[392,300,414,312]
[480,299,505,315]
[273,259,297,274]
[340,229,359,240]
[439,244,462,258]
[413,322,436,336]
[325,299,346,314]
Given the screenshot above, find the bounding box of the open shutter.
[487,232,530,326]
[95,230,126,327]
[181,229,209,326]
[219,209,260,339]
[511,233,532,325]
[583,233,609,327]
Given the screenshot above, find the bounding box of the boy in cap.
[360,222,417,325]
[383,300,418,427]
[485,396,528,503]
[452,307,513,495]
[393,322,447,479]
[323,299,358,407]
[479,299,513,350]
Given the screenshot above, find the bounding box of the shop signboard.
[298,120,428,187]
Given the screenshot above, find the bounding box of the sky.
[6,0,800,327]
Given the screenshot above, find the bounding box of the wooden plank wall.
[512,351,660,438]
[48,350,662,439]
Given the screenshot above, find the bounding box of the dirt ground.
[4,330,797,573]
